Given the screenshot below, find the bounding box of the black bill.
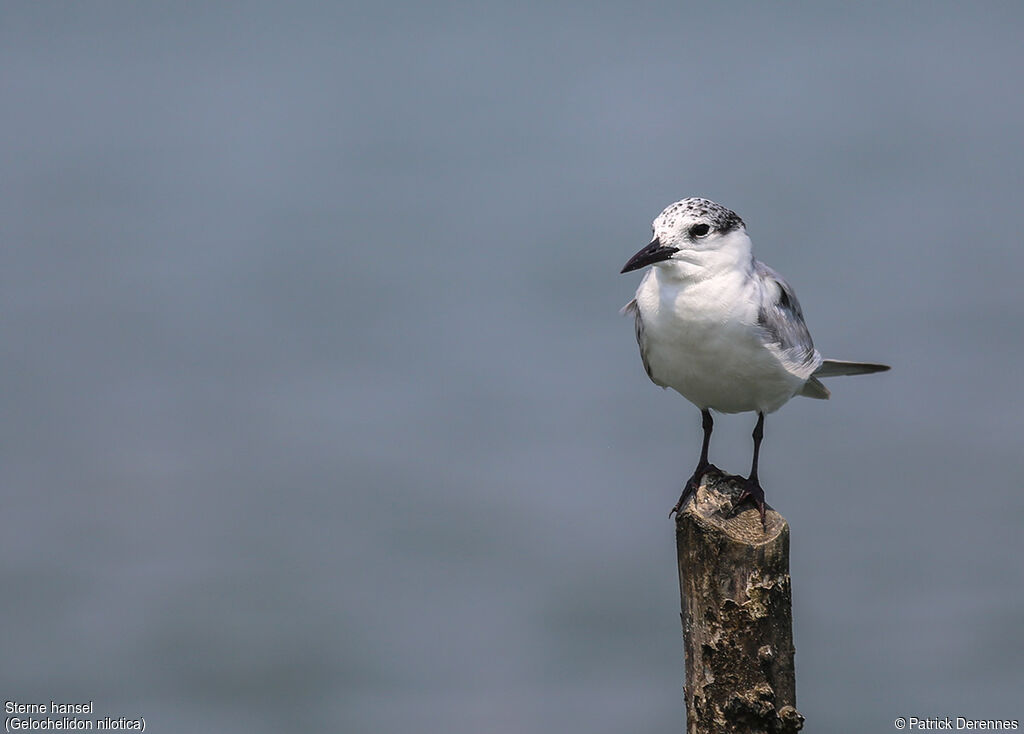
[620,237,678,273]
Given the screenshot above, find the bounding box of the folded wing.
[813,359,891,377]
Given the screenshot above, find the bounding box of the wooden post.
[676,468,804,733]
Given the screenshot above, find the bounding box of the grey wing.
[753,260,822,379]
[622,298,661,385]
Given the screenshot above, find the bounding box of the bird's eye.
[690,224,710,238]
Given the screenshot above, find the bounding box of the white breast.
[635,268,807,414]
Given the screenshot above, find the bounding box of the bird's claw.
[735,478,767,531]
[669,463,720,517]
[669,482,696,518]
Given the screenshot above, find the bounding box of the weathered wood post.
[676,468,804,733]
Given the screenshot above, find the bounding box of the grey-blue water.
[3,3,1022,732]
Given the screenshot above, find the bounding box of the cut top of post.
[678,469,787,546]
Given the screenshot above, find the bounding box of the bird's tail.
[799,376,831,399]
[813,359,891,378]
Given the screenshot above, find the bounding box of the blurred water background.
[3,2,1023,732]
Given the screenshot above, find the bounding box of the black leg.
[737,412,768,529]
[697,408,714,468]
[670,409,720,517]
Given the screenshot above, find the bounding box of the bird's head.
[620,198,752,277]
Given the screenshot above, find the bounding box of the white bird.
[621,197,889,527]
